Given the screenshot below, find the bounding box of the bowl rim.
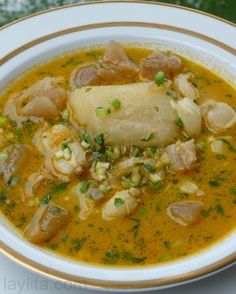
[0,0,236,291]
[0,0,235,31]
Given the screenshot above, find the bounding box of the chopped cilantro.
[138,207,147,216]
[41,182,69,204]
[51,182,69,194]
[215,154,227,160]
[175,117,184,128]
[94,133,104,145]
[80,182,90,193]
[141,132,155,142]
[114,197,125,207]
[41,193,52,205]
[121,251,147,264]
[70,238,86,252]
[209,180,220,187]
[0,191,7,203]
[229,188,236,195]
[152,182,162,191]
[164,241,171,250]
[215,204,224,215]
[202,207,212,217]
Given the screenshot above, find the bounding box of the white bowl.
[0,1,236,291]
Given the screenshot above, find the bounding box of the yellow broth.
[0,46,236,266]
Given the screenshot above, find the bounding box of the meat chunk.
[102,190,138,221]
[165,139,197,171]
[140,51,182,80]
[201,100,236,133]
[179,181,205,196]
[167,201,203,226]
[97,41,139,82]
[73,184,95,220]
[24,172,53,198]
[4,77,66,124]
[0,144,29,182]
[70,63,99,89]
[175,97,202,137]
[20,77,66,110]
[20,96,58,119]
[174,73,199,100]
[34,124,86,181]
[24,202,69,244]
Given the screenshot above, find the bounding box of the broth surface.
[0,44,236,266]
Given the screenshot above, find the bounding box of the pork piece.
[201,100,236,133]
[165,139,197,171]
[34,124,86,181]
[69,82,179,148]
[0,144,29,182]
[102,190,138,221]
[97,41,139,82]
[24,172,53,198]
[73,184,95,220]
[20,96,58,119]
[167,201,203,226]
[4,77,66,123]
[174,97,202,137]
[140,51,182,80]
[174,73,199,100]
[179,181,205,196]
[70,63,99,89]
[24,202,69,244]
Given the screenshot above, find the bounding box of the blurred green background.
[0,0,235,26]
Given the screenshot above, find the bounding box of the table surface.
[1,252,236,294]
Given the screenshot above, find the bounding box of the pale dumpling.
[69,82,178,148]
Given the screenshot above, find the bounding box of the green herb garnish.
[143,163,155,172]
[164,241,171,250]
[229,188,236,195]
[95,107,110,118]
[114,197,125,207]
[41,193,52,205]
[80,182,90,193]
[196,140,207,151]
[209,180,220,187]
[154,71,166,86]
[141,132,155,142]
[111,99,121,110]
[202,207,212,217]
[215,204,224,215]
[70,238,86,252]
[95,133,104,145]
[175,117,184,128]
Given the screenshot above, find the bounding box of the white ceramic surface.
[1,252,236,294]
[0,1,235,292]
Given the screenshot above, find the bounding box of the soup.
[0,41,236,266]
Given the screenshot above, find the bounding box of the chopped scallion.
[111,99,121,110]
[114,197,125,207]
[175,117,184,129]
[154,71,166,86]
[141,132,155,142]
[95,107,110,118]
